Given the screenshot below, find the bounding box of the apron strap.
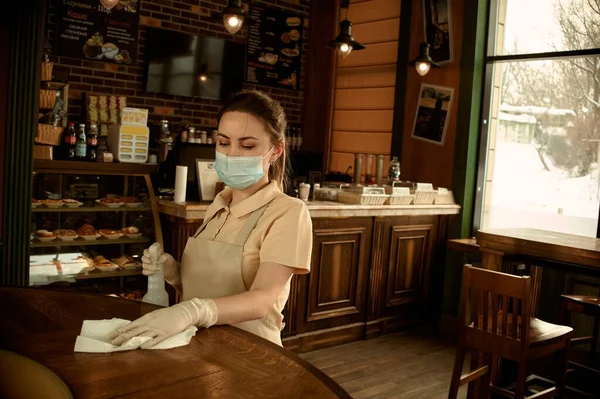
[233,204,270,246]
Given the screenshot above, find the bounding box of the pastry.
[121,226,139,235]
[53,229,78,238]
[98,197,122,204]
[114,254,141,268]
[77,223,97,236]
[34,229,55,238]
[42,199,63,205]
[92,255,113,267]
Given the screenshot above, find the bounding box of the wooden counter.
[158,199,461,219]
[158,199,461,353]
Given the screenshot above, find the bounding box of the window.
[475,0,600,237]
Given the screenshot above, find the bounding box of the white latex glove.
[142,242,181,285]
[107,298,218,349]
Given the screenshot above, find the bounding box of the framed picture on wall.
[423,0,453,64]
[411,83,454,146]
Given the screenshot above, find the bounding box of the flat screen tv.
[144,28,246,101]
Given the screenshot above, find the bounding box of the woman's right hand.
[141,243,180,283]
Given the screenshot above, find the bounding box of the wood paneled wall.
[328,0,401,176]
[400,0,465,188]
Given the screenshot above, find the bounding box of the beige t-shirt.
[196,180,313,329]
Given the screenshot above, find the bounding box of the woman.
[108,90,313,348]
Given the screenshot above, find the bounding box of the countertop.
[158,199,461,219]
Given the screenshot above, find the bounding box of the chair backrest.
[460,265,531,359]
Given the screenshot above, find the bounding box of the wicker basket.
[413,190,438,205]
[39,89,57,109]
[36,124,64,146]
[386,194,415,205]
[336,191,389,205]
[41,61,54,81]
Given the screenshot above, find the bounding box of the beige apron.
[180,203,283,346]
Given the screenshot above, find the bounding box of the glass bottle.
[87,123,98,162]
[388,156,401,183]
[63,122,77,160]
[75,123,87,160]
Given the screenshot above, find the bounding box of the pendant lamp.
[409,42,441,76]
[327,0,365,59]
[208,0,248,34]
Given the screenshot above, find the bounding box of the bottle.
[87,123,98,162]
[376,155,385,185]
[63,122,77,160]
[388,156,401,184]
[188,127,196,143]
[142,243,170,307]
[75,123,87,160]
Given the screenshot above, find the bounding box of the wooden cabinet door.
[295,217,373,334]
[368,216,439,333]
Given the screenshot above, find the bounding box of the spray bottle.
[142,242,169,307]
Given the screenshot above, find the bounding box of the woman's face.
[216,111,282,170]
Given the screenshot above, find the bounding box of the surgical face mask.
[214,147,274,190]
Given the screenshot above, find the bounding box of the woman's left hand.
[107,298,218,349]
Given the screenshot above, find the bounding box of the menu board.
[56,0,139,65]
[246,5,303,90]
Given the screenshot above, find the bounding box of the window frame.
[472,0,600,238]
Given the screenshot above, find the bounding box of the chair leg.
[479,353,493,399]
[448,346,466,399]
[467,350,482,399]
[554,340,570,399]
[514,359,528,399]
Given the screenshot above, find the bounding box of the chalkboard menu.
[56,0,139,65]
[246,5,303,90]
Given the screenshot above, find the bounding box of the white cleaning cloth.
[74,318,198,353]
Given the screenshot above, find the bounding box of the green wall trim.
[441,0,489,316]
[449,0,489,240]
[1,0,45,286]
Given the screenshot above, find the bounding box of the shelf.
[30,236,150,248]
[31,206,151,213]
[74,268,143,280]
[33,160,158,176]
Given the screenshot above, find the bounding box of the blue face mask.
[214,147,274,190]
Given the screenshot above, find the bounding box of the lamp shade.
[327,20,365,57]
[408,42,441,76]
[208,0,249,34]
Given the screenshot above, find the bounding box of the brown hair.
[218,90,289,191]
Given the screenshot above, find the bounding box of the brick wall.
[46,0,310,129]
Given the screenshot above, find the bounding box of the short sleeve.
[260,201,313,273]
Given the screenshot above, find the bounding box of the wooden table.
[0,287,350,399]
[477,228,600,316]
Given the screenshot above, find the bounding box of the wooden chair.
[448,265,573,399]
[560,294,600,357]
[559,293,600,395]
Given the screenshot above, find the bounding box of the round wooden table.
[0,287,350,398]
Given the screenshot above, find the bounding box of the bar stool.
[559,294,600,395]
[448,265,573,399]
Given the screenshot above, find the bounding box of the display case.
[29,160,161,297]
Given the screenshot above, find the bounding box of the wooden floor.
[300,328,468,399]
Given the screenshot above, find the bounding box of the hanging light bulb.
[336,42,353,58]
[100,0,119,10]
[409,42,441,77]
[223,14,244,34]
[327,18,365,58]
[208,0,248,35]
